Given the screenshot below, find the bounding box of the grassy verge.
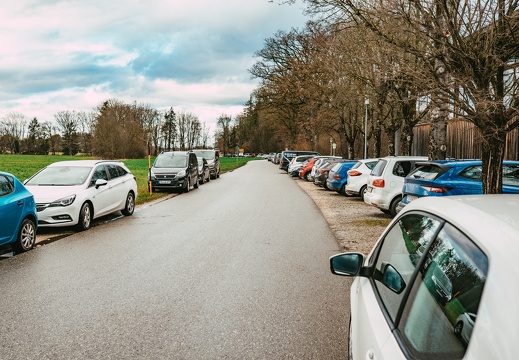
[0,154,262,205]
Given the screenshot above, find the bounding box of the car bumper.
[36,205,81,227]
[149,178,188,190]
[363,188,389,210]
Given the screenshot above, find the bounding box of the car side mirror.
[330,253,364,276]
[95,179,108,189]
[381,262,406,294]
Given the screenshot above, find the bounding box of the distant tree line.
[0,99,212,158]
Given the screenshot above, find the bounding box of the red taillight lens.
[348,170,362,176]
[334,174,342,180]
[372,179,385,188]
[420,186,447,193]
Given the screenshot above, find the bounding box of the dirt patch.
[295,178,392,254]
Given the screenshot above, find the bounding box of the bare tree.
[55,111,80,155]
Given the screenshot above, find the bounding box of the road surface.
[0,160,350,359]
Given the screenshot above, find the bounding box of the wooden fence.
[411,120,519,160]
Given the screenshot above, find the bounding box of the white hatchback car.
[25,160,138,231]
[344,158,379,200]
[364,156,427,217]
[330,194,519,360]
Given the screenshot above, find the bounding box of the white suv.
[364,156,427,217]
[330,194,519,360]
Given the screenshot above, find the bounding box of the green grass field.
[0,154,261,205]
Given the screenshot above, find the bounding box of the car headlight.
[176,170,186,178]
[49,195,76,207]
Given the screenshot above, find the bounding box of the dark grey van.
[192,149,220,179]
[148,151,199,193]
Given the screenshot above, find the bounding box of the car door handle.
[17,200,23,206]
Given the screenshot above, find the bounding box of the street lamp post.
[364,98,369,159]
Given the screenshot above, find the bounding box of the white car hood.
[26,185,83,203]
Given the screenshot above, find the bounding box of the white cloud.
[0,0,308,132]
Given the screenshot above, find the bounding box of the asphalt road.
[0,160,350,359]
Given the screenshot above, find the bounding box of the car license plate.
[159,180,171,184]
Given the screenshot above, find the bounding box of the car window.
[89,165,109,187]
[408,165,445,180]
[371,159,387,176]
[155,155,187,168]
[0,175,14,196]
[351,161,362,170]
[503,164,519,186]
[27,166,91,186]
[459,166,482,181]
[399,223,488,359]
[106,164,120,179]
[331,163,342,172]
[373,213,441,321]
[393,161,413,177]
[365,161,377,170]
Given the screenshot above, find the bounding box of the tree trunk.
[481,129,506,194]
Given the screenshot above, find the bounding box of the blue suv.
[398,160,519,211]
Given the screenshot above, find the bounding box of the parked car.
[149,151,199,193]
[299,157,318,181]
[197,157,211,185]
[25,160,137,231]
[364,156,427,217]
[273,153,282,164]
[192,149,220,179]
[287,155,315,177]
[0,172,37,253]
[313,159,346,189]
[325,161,357,195]
[397,160,519,212]
[279,150,320,172]
[329,194,519,360]
[308,156,343,182]
[267,152,276,162]
[345,158,379,201]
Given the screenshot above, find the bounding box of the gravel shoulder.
[294,177,392,255]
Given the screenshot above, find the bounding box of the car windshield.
[26,166,92,186]
[409,164,445,180]
[154,155,187,168]
[193,151,215,160]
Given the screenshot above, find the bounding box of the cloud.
[0,0,308,132]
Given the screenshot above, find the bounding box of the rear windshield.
[192,151,215,160]
[371,159,387,176]
[408,164,446,180]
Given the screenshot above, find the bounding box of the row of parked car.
[275,150,519,360]
[0,149,221,255]
[280,152,519,217]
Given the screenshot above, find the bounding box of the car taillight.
[348,170,362,176]
[420,185,447,193]
[334,174,342,180]
[372,179,385,188]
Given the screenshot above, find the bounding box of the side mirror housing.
[330,253,364,276]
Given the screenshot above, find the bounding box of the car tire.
[122,192,135,216]
[389,196,402,217]
[340,183,349,196]
[12,218,36,253]
[199,177,204,185]
[184,178,190,193]
[359,185,367,201]
[77,202,92,231]
[193,175,199,189]
[304,172,310,181]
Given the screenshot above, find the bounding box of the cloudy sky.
[0,0,307,134]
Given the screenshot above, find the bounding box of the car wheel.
[12,218,36,253]
[389,196,402,217]
[454,321,463,337]
[193,175,199,189]
[121,192,135,216]
[304,172,310,181]
[77,202,92,231]
[207,174,211,182]
[348,316,353,360]
[199,176,204,185]
[359,185,367,201]
[184,178,190,193]
[340,183,348,196]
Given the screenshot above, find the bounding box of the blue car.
[0,171,38,253]
[398,160,519,211]
[326,161,357,195]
